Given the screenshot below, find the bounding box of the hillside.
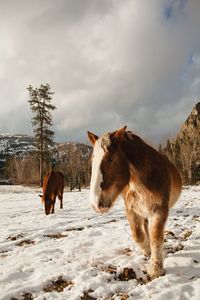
[0,134,92,184]
[162,102,200,184]
[0,134,36,175]
[0,134,36,158]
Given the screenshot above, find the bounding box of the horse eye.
[108,157,113,162]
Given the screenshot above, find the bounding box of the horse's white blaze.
[90,138,104,208]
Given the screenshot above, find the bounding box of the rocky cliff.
[163,102,200,184]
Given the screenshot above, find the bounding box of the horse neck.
[120,134,147,172]
[120,134,157,195]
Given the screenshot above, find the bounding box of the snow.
[0,185,200,300]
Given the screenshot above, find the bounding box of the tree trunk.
[40,118,44,187]
[40,152,43,187]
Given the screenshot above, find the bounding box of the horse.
[87,126,182,279]
[39,169,64,215]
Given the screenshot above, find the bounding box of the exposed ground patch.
[43,233,68,239]
[43,276,74,293]
[91,262,146,284]
[10,292,33,300]
[80,290,96,300]
[16,239,35,247]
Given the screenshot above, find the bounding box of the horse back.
[43,170,64,197]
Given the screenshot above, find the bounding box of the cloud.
[0,0,200,144]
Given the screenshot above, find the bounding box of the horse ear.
[113,126,127,138]
[87,131,99,145]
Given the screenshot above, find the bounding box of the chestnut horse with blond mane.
[88,126,182,279]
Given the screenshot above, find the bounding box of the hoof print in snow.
[16,239,35,247]
[193,259,198,263]
[10,292,33,300]
[43,233,68,239]
[116,247,133,256]
[7,233,24,241]
[43,276,74,293]
[166,243,184,254]
[0,250,10,259]
[165,230,176,237]
[192,215,200,222]
[164,230,178,242]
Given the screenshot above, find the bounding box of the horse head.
[39,194,54,215]
[88,126,130,213]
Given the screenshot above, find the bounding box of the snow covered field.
[0,185,200,300]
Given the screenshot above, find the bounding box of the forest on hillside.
[1,102,199,187]
[160,102,200,185]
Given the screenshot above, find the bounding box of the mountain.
[0,134,36,171]
[57,142,92,161]
[162,102,200,184]
[0,134,92,179]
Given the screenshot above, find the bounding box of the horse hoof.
[143,249,151,258]
[141,263,148,274]
[147,264,166,280]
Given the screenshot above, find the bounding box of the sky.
[0,0,200,145]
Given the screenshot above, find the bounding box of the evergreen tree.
[27,84,56,186]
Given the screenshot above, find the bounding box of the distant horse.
[39,169,64,215]
[88,127,182,279]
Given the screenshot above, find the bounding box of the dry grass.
[10,292,33,300]
[43,276,74,293]
[179,229,192,240]
[43,233,68,239]
[115,248,133,256]
[166,243,184,254]
[16,239,35,247]
[80,290,96,300]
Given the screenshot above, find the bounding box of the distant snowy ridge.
[0,134,36,162]
[0,133,92,170]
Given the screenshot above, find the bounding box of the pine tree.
[27,84,56,186]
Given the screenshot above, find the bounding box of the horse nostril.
[98,203,103,208]
[98,199,105,208]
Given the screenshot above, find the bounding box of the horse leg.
[147,209,168,279]
[126,207,151,257]
[58,188,64,209]
[51,195,57,214]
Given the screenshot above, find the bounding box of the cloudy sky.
[0,0,200,144]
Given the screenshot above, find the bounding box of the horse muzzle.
[91,197,112,214]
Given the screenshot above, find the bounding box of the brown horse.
[88,126,182,279]
[39,169,64,215]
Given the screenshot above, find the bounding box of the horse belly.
[168,167,182,208]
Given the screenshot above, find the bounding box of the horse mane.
[101,129,158,164]
[100,133,112,151]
